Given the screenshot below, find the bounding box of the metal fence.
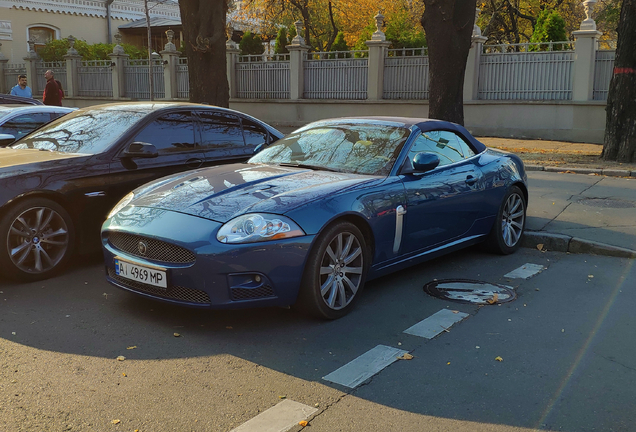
[176,57,189,99]
[593,50,615,101]
[35,61,67,96]
[303,50,368,99]
[236,54,290,99]
[78,60,113,97]
[383,48,429,100]
[3,63,27,93]
[124,59,165,100]
[478,49,575,100]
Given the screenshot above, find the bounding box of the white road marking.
[322,345,409,388]
[229,399,318,432]
[504,263,546,279]
[403,308,469,339]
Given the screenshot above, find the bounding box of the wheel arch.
[512,181,529,205]
[1,191,75,223]
[316,213,376,259]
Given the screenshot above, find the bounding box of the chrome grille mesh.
[107,232,196,264]
[108,268,211,304]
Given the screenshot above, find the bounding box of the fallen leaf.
[116,356,126,361]
[279,395,286,399]
[588,275,594,278]
[299,420,309,427]
[122,373,127,377]
[173,333,181,337]
[397,353,414,360]
[111,419,120,424]
[127,346,137,350]
[536,243,544,251]
[451,310,459,314]
[447,362,451,365]
[495,356,503,362]
[487,293,499,304]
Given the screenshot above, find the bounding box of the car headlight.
[107,192,134,219]
[217,214,305,244]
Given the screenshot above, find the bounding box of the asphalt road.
[1,246,635,432]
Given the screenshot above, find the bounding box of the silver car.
[0,105,76,146]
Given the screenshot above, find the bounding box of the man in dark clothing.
[43,70,62,106]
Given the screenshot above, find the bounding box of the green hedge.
[38,38,148,62]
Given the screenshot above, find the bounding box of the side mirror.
[412,153,440,173]
[122,141,158,159]
[0,133,16,147]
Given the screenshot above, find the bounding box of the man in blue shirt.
[9,75,33,98]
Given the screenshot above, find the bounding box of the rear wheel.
[298,221,370,319]
[0,198,74,281]
[483,186,526,254]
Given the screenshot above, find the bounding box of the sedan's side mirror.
[0,133,16,147]
[412,153,440,173]
[122,141,158,159]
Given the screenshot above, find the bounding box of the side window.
[133,112,196,154]
[197,111,244,149]
[453,133,477,158]
[408,130,473,167]
[0,113,52,138]
[241,118,269,148]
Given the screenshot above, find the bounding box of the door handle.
[186,158,203,168]
[465,175,477,186]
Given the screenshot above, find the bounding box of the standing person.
[43,70,61,106]
[9,75,33,99]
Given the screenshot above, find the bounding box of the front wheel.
[0,198,75,281]
[297,221,370,320]
[483,185,526,255]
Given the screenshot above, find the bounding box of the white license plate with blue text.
[115,259,167,289]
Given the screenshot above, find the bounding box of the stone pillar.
[572,0,602,101]
[63,36,82,98]
[108,34,129,99]
[23,39,40,94]
[226,37,240,99]
[366,12,391,100]
[464,8,487,101]
[0,43,8,94]
[286,20,310,100]
[160,29,181,100]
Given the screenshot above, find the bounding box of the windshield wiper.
[277,162,339,172]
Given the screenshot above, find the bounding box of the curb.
[525,165,635,178]
[522,231,636,259]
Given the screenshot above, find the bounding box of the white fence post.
[366,12,391,100]
[108,34,129,99]
[226,39,240,99]
[63,36,81,98]
[23,40,39,94]
[0,43,7,93]
[464,8,487,101]
[160,29,180,100]
[286,20,310,100]
[572,0,602,101]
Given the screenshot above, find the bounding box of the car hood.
[130,163,379,223]
[0,148,85,169]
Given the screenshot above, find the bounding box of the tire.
[298,221,370,320]
[0,197,75,281]
[483,185,526,255]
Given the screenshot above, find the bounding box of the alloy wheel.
[501,193,525,248]
[319,231,364,310]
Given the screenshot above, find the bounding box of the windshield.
[249,122,411,176]
[10,108,147,154]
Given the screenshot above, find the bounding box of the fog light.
[255,275,262,282]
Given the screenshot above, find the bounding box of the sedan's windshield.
[249,122,411,176]
[10,108,147,154]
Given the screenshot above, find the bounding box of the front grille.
[107,232,196,264]
[108,268,211,304]
[231,285,275,301]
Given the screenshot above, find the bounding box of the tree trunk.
[179,0,229,107]
[602,0,636,163]
[421,0,477,125]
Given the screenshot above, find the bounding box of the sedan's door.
[398,130,485,255]
[108,111,205,203]
[196,110,251,164]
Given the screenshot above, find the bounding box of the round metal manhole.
[424,279,517,305]
[576,198,636,209]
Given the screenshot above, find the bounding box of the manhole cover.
[577,198,636,209]
[424,279,516,305]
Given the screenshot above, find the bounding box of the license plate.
[115,259,167,289]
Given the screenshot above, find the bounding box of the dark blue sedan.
[101,117,528,319]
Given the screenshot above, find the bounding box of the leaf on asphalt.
[122,373,127,377]
[299,420,309,427]
[588,275,594,278]
[451,310,459,314]
[495,356,503,362]
[111,419,120,424]
[397,353,414,360]
[487,293,499,304]
[279,395,286,399]
[127,346,137,350]
[116,356,126,361]
[173,333,181,337]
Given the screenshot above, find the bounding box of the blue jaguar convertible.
[101,117,528,319]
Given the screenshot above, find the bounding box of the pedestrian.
[43,70,62,106]
[9,74,33,99]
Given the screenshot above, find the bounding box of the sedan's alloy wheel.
[501,192,525,247]
[7,206,69,274]
[319,231,364,310]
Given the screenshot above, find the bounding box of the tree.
[602,0,636,162]
[178,0,230,106]
[274,27,290,54]
[421,0,477,125]
[240,31,266,55]
[529,9,568,49]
